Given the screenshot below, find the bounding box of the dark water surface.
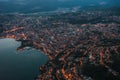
[0,38,48,80]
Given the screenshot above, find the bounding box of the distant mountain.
[0,0,120,13]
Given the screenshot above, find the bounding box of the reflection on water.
[0,38,48,80]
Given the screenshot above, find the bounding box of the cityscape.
[0,0,120,80]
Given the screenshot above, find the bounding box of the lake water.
[0,38,48,80]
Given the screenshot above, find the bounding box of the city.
[0,8,120,80]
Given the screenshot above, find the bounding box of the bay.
[0,38,48,80]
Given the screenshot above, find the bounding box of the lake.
[0,38,48,80]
